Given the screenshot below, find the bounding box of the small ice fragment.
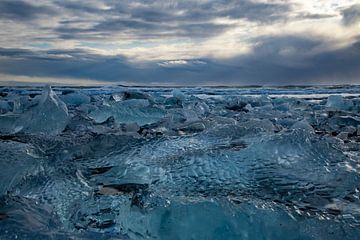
[211,116,237,125]
[61,92,90,106]
[183,109,199,123]
[89,99,165,126]
[0,100,10,114]
[244,104,253,112]
[111,93,123,102]
[274,103,290,112]
[326,95,353,111]
[121,122,140,133]
[120,91,155,102]
[0,141,39,195]
[0,114,21,134]
[226,99,247,111]
[180,122,206,133]
[192,102,210,116]
[172,89,186,100]
[113,105,165,126]
[119,99,150,108]
[88,105,113,123]
[244,119,275,132]
[337,132,349,140]
[342,126,357,135]
[290,120,314,132]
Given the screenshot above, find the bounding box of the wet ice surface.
[0,85,360,240]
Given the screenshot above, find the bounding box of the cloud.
[295,13,336,20]
[0,1,359,85]
[222,36,360,85]
[342,4,360,26]
[53,0,108,14]
[158,60,207,68]
[0,0,56,21]
[52,0,289,40]
[0,36,359,86]
[0,48,135,81]
[88,20,233,39]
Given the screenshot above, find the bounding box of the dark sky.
[0,0,359,86]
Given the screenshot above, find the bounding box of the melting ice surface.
[0,85,360,240]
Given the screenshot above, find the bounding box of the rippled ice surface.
[0,85,360,239]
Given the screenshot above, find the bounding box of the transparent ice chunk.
[0,100,11,114]
[61,92,91,106]
[89,99,165,126]
[20,86,69,134]
[290,120,314,132]
[172,89,186,100]
[326,95,353,111]
[0,141,40,195]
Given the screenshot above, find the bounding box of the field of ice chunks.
[0,85,360,239]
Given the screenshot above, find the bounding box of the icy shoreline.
[0,86,359,239]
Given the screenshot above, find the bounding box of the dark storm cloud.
[0,47,98,61]
[342,4,360,26]
[54,0,290,23]
[53,1,105,14]
[0,0,292,48]
[88,19,232,39]
[0,0,56,21]
[220,36,360,85]
[55,21,233,40]
[0,48,135,81]
[52,0,290,40]
[0,48,33,57]
[0,36,359,85]
[151,37,360,86]
[121,0,290,23]
[295,13,336,20]
[213,0,290,22]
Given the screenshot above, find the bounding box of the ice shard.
[20,85,69,134]
[89,99,165,126]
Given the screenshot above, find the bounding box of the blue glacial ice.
[0,85,360,239]
[89,98,165,126]
[0,86,69,134]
